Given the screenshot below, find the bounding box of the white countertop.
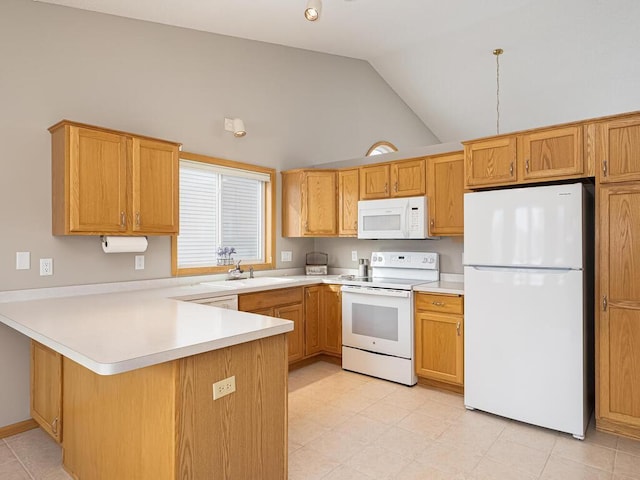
[0,272,463,375]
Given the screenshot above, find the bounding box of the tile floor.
[2,360,640,479]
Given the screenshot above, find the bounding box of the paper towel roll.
[101,236,148,253]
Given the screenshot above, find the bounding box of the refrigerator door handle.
[467,266,576,274]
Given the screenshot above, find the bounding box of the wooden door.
[302,171,337,236]
[304,286,322,356]
[464,136,517,188]
[427,152,464,236]
[131,138,179,234]
[31,341,62,443]
[68,126,128,233]
[597,184,640,436]
[391,158,425,197]
[276,303,304,363]
[320,285,342,355]
[359,164,390,199]
[597,115,640,183]
[521,126,583,181]
[338,169,359,236]
[415,312,464,385]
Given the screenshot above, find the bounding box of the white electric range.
[340,251,439,386]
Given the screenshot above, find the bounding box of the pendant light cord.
[493,48,503,135]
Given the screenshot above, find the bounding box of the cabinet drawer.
[238,287,303,312]
[415,293,463,314]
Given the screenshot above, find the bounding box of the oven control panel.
[370,251,439,269]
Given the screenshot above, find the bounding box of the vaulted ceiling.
[35,0,640,143]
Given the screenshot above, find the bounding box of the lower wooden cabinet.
[30,341,62,443]
[414,293,464,387]
[304,286,323,356]
[304,284,343,358]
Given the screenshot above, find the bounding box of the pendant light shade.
[305,0,322,21]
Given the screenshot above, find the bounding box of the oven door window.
[352,303,398,341]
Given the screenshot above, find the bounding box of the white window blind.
[177,160,267,268]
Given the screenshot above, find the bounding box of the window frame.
[365,141,398,156]
[171,151,276,276]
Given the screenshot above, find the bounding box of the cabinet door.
[521,126,583,181]
[131,138,179,234]
[359,164,390,199]
[427,152,464,236]
[464,137,517,188]
[597,115,640,183]
[597,184,640,434]
[276,303,304,363]
[302,171,337,236]
[320,285,342,355]
[68,126,128,233]
[304,286,322,356]
[338,169,359,236]
[31,341,62,443]
[391,159,425,197]
[415,311,464,385]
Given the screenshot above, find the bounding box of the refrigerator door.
[464,266,588,438]
[464,183,584,269]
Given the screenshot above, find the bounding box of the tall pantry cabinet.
[596,113,640,439]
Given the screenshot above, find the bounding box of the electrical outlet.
[213,375,236,400]
[40,258,53,276]
[281,251,292,262]
[16,252,30,270]
[351,251,358,261]
[135,255,145,270]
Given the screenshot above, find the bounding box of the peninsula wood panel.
[177,335,287,480]
[427,152,464,236]
[30,342,62,443]
[597,184,640,438]
[464,137,516,188]
[520,126,583,180]
[62,357,177,480]
[597,114,640,183]
[338,168,359,236]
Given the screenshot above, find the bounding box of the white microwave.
[357,196,436,239]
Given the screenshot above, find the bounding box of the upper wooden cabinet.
[427,152,464,236]
[359,158,425,199]
[596,114,640,183]
[338,168,359,236]
[49,120,180,235]
[464,137,516,188]
[281,169,337,237]
[464,123,590,189]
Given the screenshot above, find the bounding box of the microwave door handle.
[404,202,410,238]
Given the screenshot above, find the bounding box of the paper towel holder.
[101,235,148,254]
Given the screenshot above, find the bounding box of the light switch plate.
[16,252,30,270]
[135,255,145,270]
[351,251,358,262]
[281,251,292,262]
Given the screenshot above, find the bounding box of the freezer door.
[464,183,584,269]
[463,266,589,437]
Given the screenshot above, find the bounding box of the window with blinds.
[174,154,274,274]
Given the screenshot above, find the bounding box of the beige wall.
[0,1,439,426]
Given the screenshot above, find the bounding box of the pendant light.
[493,48,504,135]
[305,0,322,21]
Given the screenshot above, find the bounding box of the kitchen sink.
[200,277,297,289]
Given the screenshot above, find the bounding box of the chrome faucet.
[249,265,254,278]
[228,260,244,279]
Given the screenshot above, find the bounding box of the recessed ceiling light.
[305,0,322,21]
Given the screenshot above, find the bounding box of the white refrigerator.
[463,183,593,439]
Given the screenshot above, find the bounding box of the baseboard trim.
[0,419,38,439]
[417,376,464,395]
[288,353,341,371]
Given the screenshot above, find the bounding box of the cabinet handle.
[384,183,388,193]
[602,295,608,311]
[353,221,357,229]
[432,301,445,307]
[304,221,309,231]
[430,219,435,227]
[135,211,141,227]
[509,162,514,176]
[603,160,608,177]
[394,182,398,192]
[120,211,126,227]
[456,321,461,336]
[51,417,58,434]
[525,159,530,172]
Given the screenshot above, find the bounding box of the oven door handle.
[340,285,411,298]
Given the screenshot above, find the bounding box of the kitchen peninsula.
[0,288,293,479]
